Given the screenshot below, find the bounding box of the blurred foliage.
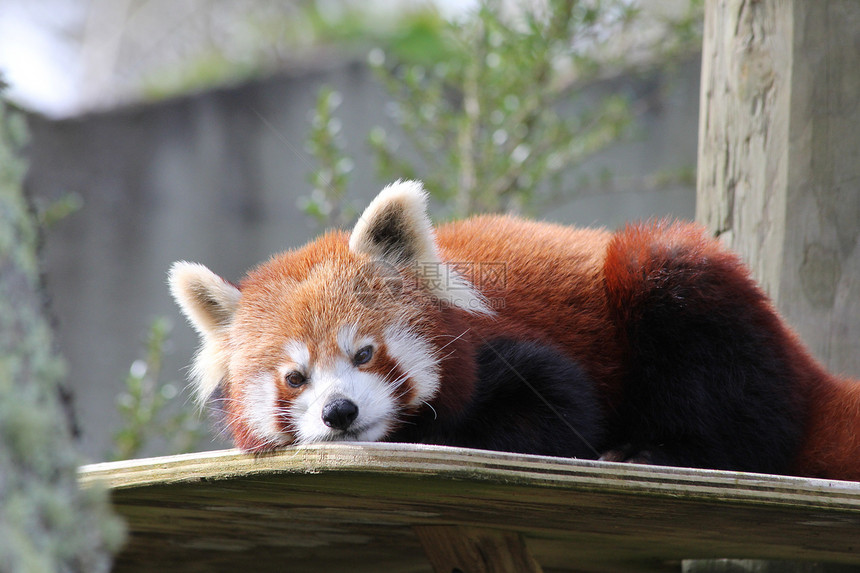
[141,2,450,101]
[304,0,703,217]
[134,0,702,218]
[384,10,455,66]
[300,86,357,229]
[0,85,124,573]
[112,317,207,461]
[32,192,84,229]
[143,50,262,102]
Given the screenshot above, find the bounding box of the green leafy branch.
[300,86,357,229]
[368,0,639,216]
[112,317,206,460]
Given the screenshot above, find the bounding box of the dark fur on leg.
[405,338,605,459]
[603,222,806,473]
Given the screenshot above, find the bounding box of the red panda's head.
[169,181,490,451]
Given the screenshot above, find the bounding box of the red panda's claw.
[599,445,655,465]
[598,449,629,462]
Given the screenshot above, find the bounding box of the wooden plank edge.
[79,443,860,510]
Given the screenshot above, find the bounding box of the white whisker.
[421,400,438,421]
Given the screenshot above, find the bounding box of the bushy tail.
[796,376,860,480]
[602,221,815,475]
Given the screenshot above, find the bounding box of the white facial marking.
[241,341,311,448]
[383,324,440,405]
[245,326,433,446]
[190,341,231,407]
[337,324,376,361]
[336,324,356,354]
[438,265,494,316]
[290,358,395,444]
[284,339,309,369]
[244,372,288,447]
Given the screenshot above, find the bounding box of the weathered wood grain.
[415,525,543,573]
[697,0,860,375]
[80,444,860,572]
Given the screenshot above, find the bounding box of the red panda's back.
[435,215,624,400]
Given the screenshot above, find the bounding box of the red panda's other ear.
[168,261,239,405]
[350,180,493,315]
[349,179,436,265]
[168,261,240,338]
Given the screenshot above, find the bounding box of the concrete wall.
[25,57,700,460]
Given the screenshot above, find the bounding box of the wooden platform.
[79,443,860,572]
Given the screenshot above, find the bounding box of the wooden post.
[697,0,860,376]
[414,526,544,573]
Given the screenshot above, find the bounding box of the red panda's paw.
[599,445,655,465]
[598,448,627,462]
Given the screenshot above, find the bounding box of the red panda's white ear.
[350,180,492,315]
[168,261,240,337]
[168,261,240,404]
[349,179,436,265]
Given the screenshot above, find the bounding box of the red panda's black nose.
[322,398,359,431]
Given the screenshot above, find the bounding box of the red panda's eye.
[285,371,307,388]
[353,345,373,366]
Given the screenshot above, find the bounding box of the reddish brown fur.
[214,216,859,480]
[601,221,860,480]
[798,377,860,479]
[436,216,626,407]
[223,230,476,443]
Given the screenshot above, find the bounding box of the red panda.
[169,180,860,481]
